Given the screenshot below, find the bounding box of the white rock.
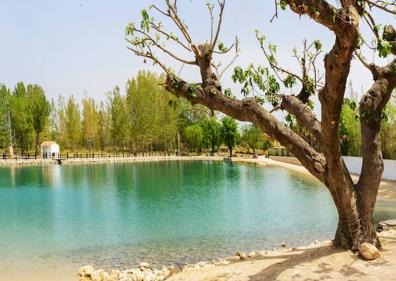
[227,256,240,262]
[248,251,257,258]
[108,270,120,281]
[359,243,380,260]
[195,261,206,267]
[161,266,171,278]
[215,259,230,266]
[119,276,133,281]
[139,262,151,269]
[79,265,94,277]
[135,270,145,281]
[91,269,106,281]
[143,271,155,281]
[236,251,248,260]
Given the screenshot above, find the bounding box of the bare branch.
[164,0,194,45]
[355,51,379,74]
[218,37,240,80]
[256,33,304,83]
[149,21,192,52]
[211,0,226,52]
[270,0,279,22]
[126,27,196,65]
[365,0,396,15]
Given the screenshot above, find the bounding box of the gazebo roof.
[40,141,58,146]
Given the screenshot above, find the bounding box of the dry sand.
[168,228,396,281]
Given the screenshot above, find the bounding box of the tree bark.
[356,60,396,247]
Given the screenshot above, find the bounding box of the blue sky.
[0,0,393,102]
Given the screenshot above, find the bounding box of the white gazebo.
[40,141,60,159]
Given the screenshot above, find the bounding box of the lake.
[0,160,395,278]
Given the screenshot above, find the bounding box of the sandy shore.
[167,224,396,281]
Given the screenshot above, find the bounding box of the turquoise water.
[0,161,395,270]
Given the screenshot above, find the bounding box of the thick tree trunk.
[331,178,380,249]
[357,188,380,246]
[229,147,232,158]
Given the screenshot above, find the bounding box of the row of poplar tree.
[0,71,269,156]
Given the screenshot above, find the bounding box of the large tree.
[108,87,128,150]
[127,0,396,251]
[203,116,222,156]
[82,98,100,150]
[220,116,238,157]
[0,85,11,150]
[65,96,82,151]
[10,82,33,154]
[184,124,203,154]
[241,123,263,157]
[27,84,51,155]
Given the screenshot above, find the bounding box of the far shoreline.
[1,154,396,202]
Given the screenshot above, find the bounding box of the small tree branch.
[355,51,379,75]
[218,37,240,80]
[126,29,196,65]
[256,34,304,83]
[365,0,396,15]
[149,21,192,52]
[211,0,226,52]
[164,1,194,45]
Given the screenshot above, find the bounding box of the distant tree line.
[0,71,271,157]
[285,93,396,160]
[338,97,396,159]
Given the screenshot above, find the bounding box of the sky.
[0,0,394,103]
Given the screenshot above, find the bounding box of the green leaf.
[377,39,392,58]
[140,9,150,32]
[314,40,322,51]
[218,41,229,53]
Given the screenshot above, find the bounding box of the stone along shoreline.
[78,221,396,281]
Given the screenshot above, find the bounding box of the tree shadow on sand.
[247,245,371,281]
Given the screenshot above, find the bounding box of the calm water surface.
[0,160,395,270]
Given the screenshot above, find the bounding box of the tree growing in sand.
[127,0,396,251]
